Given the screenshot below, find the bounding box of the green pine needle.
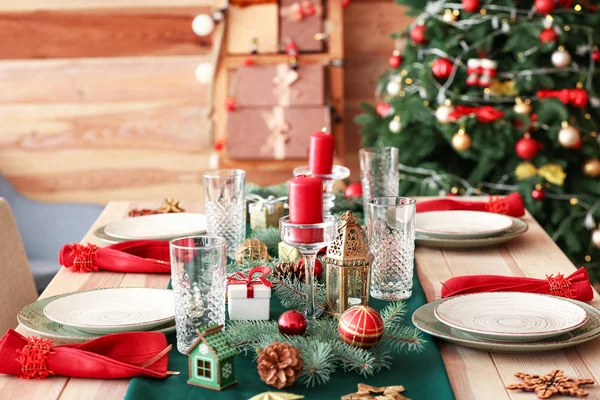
[379,301,408,328]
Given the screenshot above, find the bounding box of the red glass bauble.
[570,88,589,108]
[376,102,392,117]
[515,137,543,160]
[338,306,384,348]
[573,139,583,150]
[344,181,363,198]
[388,54,402,69]
[534,0,555,14]
[539,28,558,43]
[297,258,324,280]
[462,0,480,13]
[532,188,546,201]
[410,25,428,45]
[432,58,454,79]
[278,310,307,335]
[225,96,237,111]
[593,50,600,62]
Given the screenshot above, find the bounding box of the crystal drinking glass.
[203,169,246,259]
[279,215,336,320]
[359,147,399,216]
[367,197,416,300]
[170,236,226,353]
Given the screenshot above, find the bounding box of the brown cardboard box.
[279,0,325,52]
[227,3,279,54]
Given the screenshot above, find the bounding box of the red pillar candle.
[289,175,323,224]
[308,130,335,175]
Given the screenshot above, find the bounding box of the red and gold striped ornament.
[338,306,384,348]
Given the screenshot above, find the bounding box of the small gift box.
[248,194,287,230]
[279,0,324,52]
[278,241,301,263]
[227,267,273,320]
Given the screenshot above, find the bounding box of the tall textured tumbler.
[170,236,226,354]
[367,197,416,301]
[203,169,246,259]
[359,147,400,216]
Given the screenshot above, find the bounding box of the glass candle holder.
[293,165,351,216]
[203,169,246,259]
[359,148,399,216]
[367,197,416,301]
[279,215,336,320]
[170,236,227,353]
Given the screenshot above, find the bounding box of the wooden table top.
[2,199,599,399]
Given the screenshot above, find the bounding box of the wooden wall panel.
[0,1,208,12]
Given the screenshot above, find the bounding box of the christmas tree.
[357,0,600,276]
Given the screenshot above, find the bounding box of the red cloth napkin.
[59,240,170,273]
[0,329,171,379]
[441,267,593,301]
[416,192,525,218]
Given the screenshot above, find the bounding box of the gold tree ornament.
[323,211,372,315]
[235,238,269,264]
[156,198,185,213]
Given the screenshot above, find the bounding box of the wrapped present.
[235,63,324,107]
[227,0,279,54]
[279,0,324,52]
[278,241,301,263]
[227,106,330,160]
[227,267,273,320]
[248,194,287,229]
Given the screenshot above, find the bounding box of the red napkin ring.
[17,337,56,379]
[547,273,574,299]
[69,244,100,273]
[227,267,273,298]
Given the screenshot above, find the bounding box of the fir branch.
[379,301,408,328]
[370,345,393,373]
[273,276,326,316]
[225,320,280,354]
[297,340,336,387]
[330,341,376,377]
[307,318,339,342]
[381,325,425,353]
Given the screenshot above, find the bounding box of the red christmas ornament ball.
[225,96,237,111]
[432,58,454,79]
[338,306,384,348]
[534,0,555,14]
[515,137,543,160]
[539,28,558,43]
[297,258,324,280]
[410,25,428,45]
[592,49,600,61]
[462,0,480,13]
[573,138,583,150]
[376,102,392,117]
[341,0,351,7]
[278,310,307,336]
[344,181,363,198]
[532,188,546,201]
[388,54,402,69]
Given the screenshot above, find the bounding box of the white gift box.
[228,283,271,320]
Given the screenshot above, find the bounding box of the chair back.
[0,198,37,333]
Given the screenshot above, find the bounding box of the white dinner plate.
[416,211,514,239]
[44,288,175,334]
[434,292,588,342]
[104,213,207,240]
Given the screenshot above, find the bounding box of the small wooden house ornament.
[186,325,238,391]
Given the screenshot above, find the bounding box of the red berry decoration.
[297,257,323,280]
[534,0,555,14]
[344,181,363,199]
[278,310,307,336]
[225,96,236,111]
[376,102,392,117]
[592,49,600,61]
[243,57,254,66]
[462,0,480,13]
[515,136,543,160]
[539,28,558,43]
[410,24,428,45]
[388,52,402,69]
[532,187,546,201]
[432,58,454,79]
[338,306,384,348]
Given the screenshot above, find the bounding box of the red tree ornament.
[592,49,600,61]
[573,139,583,150]
[344,182,363,198]
[462,0,480,13]
[225,96,237,111]
[376,102,392,117]
[539,28,558,43]
[278,311,307,336]
[534,0,555,14]
[297,258,323,280]
[515,137,543,160]
[410,25,428,45]
[388,51,402,69]
[432,58,454,79]
[532,187,546,201]
[338,306,384,348]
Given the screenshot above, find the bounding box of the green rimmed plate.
[18,291,176,344]
[412,297,600,353]
[415,217,528,249]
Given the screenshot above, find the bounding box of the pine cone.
[257,342,303,389]
[275,261,305,283]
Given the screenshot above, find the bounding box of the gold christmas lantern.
[323,211,372,316]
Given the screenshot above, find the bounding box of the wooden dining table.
[2,198,600,399]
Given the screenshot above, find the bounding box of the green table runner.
[125,273,454,400]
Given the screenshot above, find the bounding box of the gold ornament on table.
[156,198,185,213]
[235,238,269,264]
[582,158,600,178]
[342,383,411,400]
[452,127,471,151]
[323,211,372,315]
[514,97,532,115]
[248,393,304,400]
